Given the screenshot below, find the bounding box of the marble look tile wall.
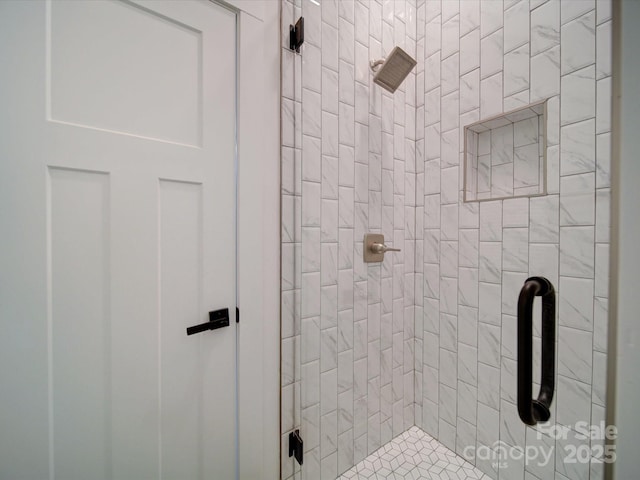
[418,1,611,480]
[281,1,420,478]
[281,0,611,479]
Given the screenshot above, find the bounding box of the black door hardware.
[517,276,556,426]
[289,429,303,466]
[186,308,230,336]
[289,17,304,53]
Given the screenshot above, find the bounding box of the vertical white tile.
[480,29,504,79]
[531,0,560,55]
[425,14,442,57]
[354,0,369,45]
[441,91,460,133]
[354,41,369,85]
[479,281,502,325]
[369,0,382,41]
[558,326,593,383]
[480,0,504,38]
[596,0,612,25]
[499,398,525,447]
[514,143,540,188]
[441,128,459,168]
[441,14,460,59]
[560,173,595,226]
[560,226,595,278]
[556,375,592,427]
[503,197,530,227]
[441,0,460,23]
[460,0,481,36]
[595,243,609,298]
[459,229,480,268]
[592,350,607,406]
[338,103,355,149]
[596,76,612,134]
[595,188,610,243]
[504,0,530,52]
[503,228,529,272]
[560,119,596,175]
[338,17,355,65]
[441,53,460,96]
[595,132,610,188]
[479,243,502,284]
[530,195,560,242]
[529,247,560,320]
[555,425,591,480]
[502,271,528,316]
[491,163,514,198]
[560,65,596,126]
[480,72,503,118]
[459,267,479,307]
[593,297,608,352]
[323,68,339,115]
[425,51,442,92]
[440,277,459,315]
[561,0,595,25]
[303,88,323,137]
[441,204,459,240]
[480,201,503,241]
[596,20,612,79]
[477,402,500,446]
[458,380,478,422]
[322,23,339,72]
[322,112,339,157]
[559,276,595,330]
[478,322,501,367]
[531,46,561,101]
[303,44,322,93]
[561,10,596,75]
[460,28,480,75]
[460,69,480,114]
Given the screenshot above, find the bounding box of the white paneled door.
[0,1,238,478]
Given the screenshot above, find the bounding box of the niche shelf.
[463,100,547,203]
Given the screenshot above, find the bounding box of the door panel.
[159,179,204,478]
[49,0,203,146]
[49,167,111,480]
[0,1,237,478]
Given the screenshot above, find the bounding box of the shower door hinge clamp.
[289,17,304,53]
[288,429,303,465]
[236,306,239,323]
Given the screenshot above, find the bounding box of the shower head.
[370,46,417,94]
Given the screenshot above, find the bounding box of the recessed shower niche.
[463,100,547,202]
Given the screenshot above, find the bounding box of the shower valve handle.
[370,242,400,254]
[363,233,399,262]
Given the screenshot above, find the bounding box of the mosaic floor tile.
[337,427,492,480]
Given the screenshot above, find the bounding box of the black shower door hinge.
[289,17,304,53]
[236,306,239,323]
[288,429,303,465]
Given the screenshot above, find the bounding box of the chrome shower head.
[370,46,417,94]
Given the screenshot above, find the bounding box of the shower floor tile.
[337,426,491,480]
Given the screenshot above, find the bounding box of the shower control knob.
[370,242,400,254]
[363,233,401,263]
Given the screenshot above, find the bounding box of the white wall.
[609,0,640,478]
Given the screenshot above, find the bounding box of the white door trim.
[223,1,280,478]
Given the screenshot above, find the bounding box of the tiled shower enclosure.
[281,0,611,479]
